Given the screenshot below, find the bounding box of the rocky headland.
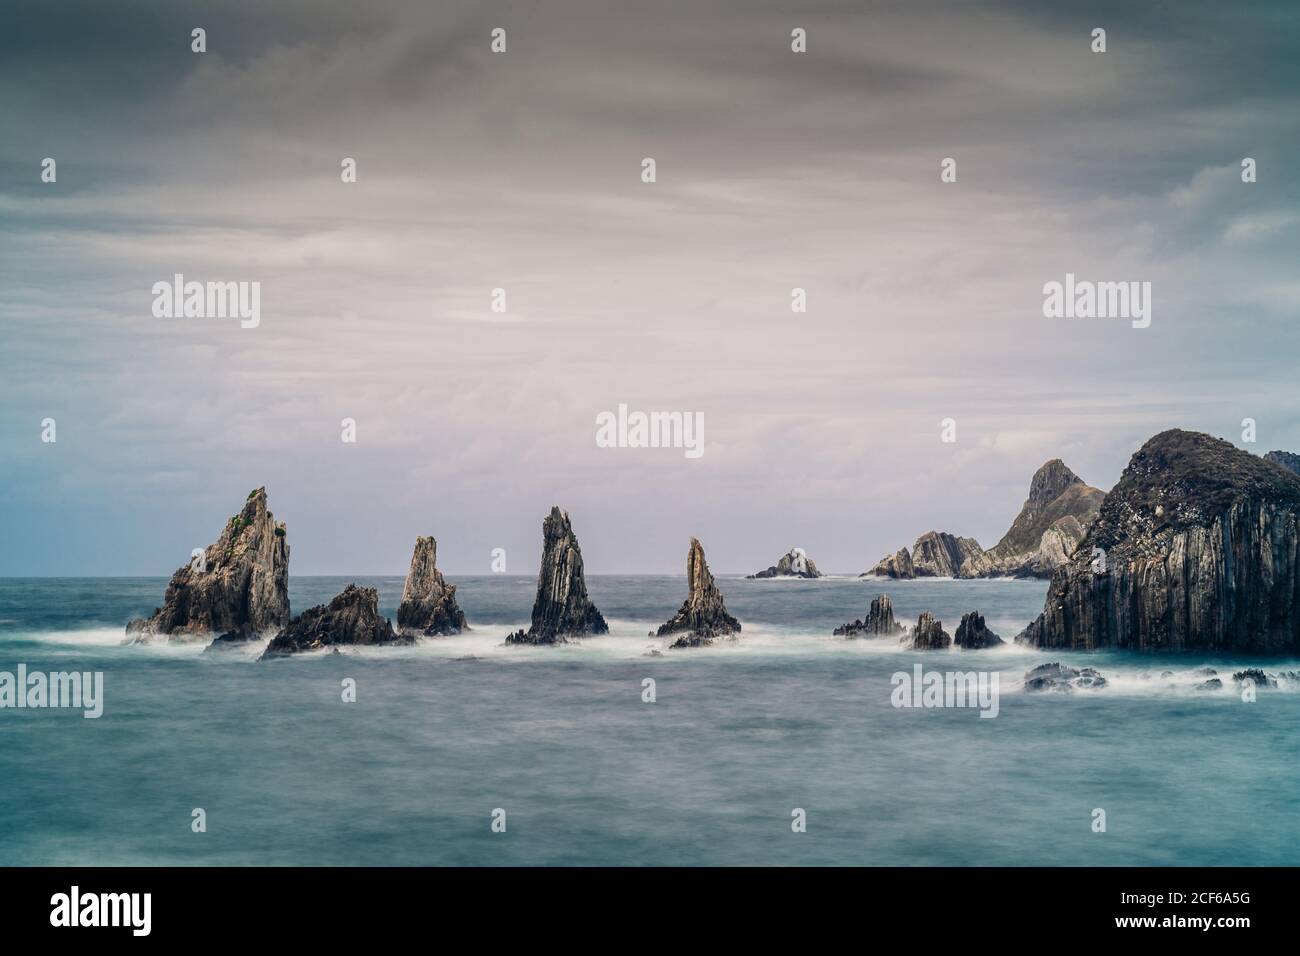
[506,507,608,645]
[657,538,741,647]
[747,547,823,579]
[125,487,290,643]
[396,536,467,636]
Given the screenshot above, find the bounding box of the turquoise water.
[1,575,1297,866]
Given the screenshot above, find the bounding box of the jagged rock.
[396,536,466,636]
[862,459,1102,580]
[1018,430,1300,653]
[505,507,608,645]
[658,538,741,647]
[953,611,1004,649]
[126,487,290,642]
[1233,668,1276,689]
[1023,662,1107,692]
[203,624,257,652]
[747,547,823,579]
[1265,450,1300,476]
[261,585,405,658]
[834,594,904,637]
[1195,678,1223,691]
[910,612,951,650]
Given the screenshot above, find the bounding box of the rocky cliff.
[261,584,405,658]
[126,487,290,642]
[657,537,741,646]
[1265,450,1300,476]
[1017,429,1300,653]
[747,547,823,579]
[396,536,467,636]
[834,594,904,637]
[506,507,608,645]
[863,459,1102,580]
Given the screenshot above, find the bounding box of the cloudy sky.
[3,0,1299,575]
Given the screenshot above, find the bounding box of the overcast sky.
[3,0,1299,575]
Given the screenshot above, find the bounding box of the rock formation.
[910,612,951,650]
[658,537,741,647]
[953,611,1004,649]
[1265,450,1300,476]
[1023,662,1107,692]
[834,594,904,637]
[862,459,1103,580]
[126,487,290,642]
[747,547,823,579]
[505,507,608,645]
[1017,429,1300,653]
[261,584,405,658]
[396,536,466,636]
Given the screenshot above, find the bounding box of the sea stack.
[505,507,608,645]
[657,537,741,647]
[747,547,823,579]
[953,611,1004,649]
[834,594,904,637]
[396,536,467,636]
[260,584,405,658]
[125,487,290,642]
[1018,429,1300,653]
[910,612,951,650]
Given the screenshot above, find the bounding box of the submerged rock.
[1196,678,1224,691]
[506,507,608,645]
[910,612,951,650]
[953,611,1004,649]
[834,594,904,637]
[658,538,741,647]
[1018,430,1300,653]
[396,536,467,636]
[1023,662,1107,692]
[203,624,257,652]
[747,547,823,579]
[261,584,405,658]
[126,487,290,643]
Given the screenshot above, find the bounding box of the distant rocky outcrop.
[1018,429,1300,653]
[261,584,405,658]
[1264,450,1300,476]
[834,594,904,638]
[863,459,1103,580]
[747,547,823,579]
[910,612,951,650]
[506,507,608,645]
[396,536,466,636]
[953,611,1004,649]
[1023,662,1107,692]
[126,487,290,642]
[658,538,741,647]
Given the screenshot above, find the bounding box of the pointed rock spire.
[506,507,608,645]
[397,536,467,636]
[834,594,903,637]
[657,537,741,647]
[910,612,951,650]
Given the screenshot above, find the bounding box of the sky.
[3,0,1300,575]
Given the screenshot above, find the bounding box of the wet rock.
[658,538,741,647]
[953,611,1004,649]
[747,547,823,579]
[1233,668,1276,689]
[1196,678,1224,691]
[1023,661,1107,692]
[261,585,406,658]
[506,507,608,645]
[910,612,951,650]
[396,536,467,636]
[834,594,904,638]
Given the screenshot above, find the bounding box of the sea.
[1,575,1297,866]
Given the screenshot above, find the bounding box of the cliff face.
[126,487,290,641]
[747,547,823,579]
[658,537,741,646]
[506,507,608,645]
[863,459,1102,580]
[261,584,404,658]
[1018,430,1300,653]
[396,536,467,636]
[1265,450,1300,476]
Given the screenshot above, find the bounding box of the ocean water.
[1,574,1298,866]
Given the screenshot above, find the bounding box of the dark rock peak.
[1027,459,1084,511]
[658,537,741,646]
[1264,450,1300,476]
[506,506,608,645]
[1023,662,1107,692]
[747,547,823,579]
[261,584,404,658]
[910,612,951,650]
[953,611,1004,649]
[834,594,904,638]
[397,535,467,636]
